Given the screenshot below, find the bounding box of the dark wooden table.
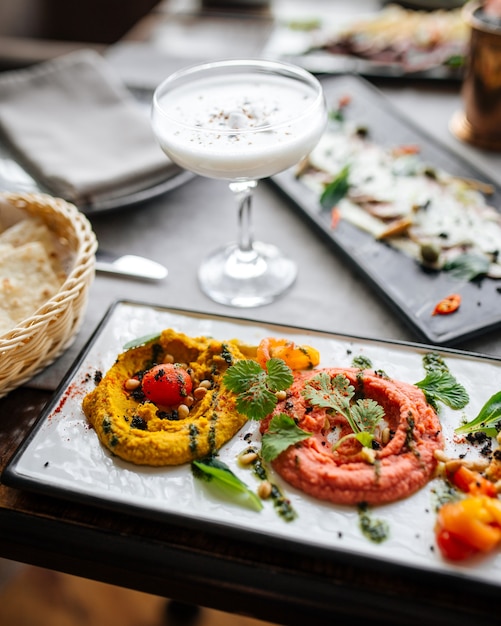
[0,388,499,626]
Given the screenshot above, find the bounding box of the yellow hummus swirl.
[82,329,252,466]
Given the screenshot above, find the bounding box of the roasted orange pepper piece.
[257,338,320,371]
[436,496,501,557]
[432,293,461,316]
[447,465,498,498]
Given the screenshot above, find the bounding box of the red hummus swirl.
[260,367,443,506]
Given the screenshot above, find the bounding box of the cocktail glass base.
[198,241,297,307]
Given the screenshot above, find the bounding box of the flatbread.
[0,218,65,278]
[0,242,63,327]
[0,307,17,336]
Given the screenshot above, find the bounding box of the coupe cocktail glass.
[152,59,327,307]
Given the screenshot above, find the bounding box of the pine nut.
[177,404,190,419]
[434,449,449,463]
[199,379,212,389]
[381,427,390,445]
[194,387,207,400]
[124,378,140,391]
[445,459,462,473]
[257,480,272,499]
[276,390,287,401]
[239,451,258,466]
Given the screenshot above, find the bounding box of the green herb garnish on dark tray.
[320,164,350,210]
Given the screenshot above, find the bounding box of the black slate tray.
[271,74,501,346]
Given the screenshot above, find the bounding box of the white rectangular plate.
[4,300,501,589]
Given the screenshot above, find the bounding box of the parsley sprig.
[302,372,385,449]
[223,358,294,421]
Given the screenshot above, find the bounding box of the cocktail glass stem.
[197,179,297,307]
[232,180,257,255]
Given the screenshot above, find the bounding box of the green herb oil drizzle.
[243,446,297,522]
[357,503,390,544]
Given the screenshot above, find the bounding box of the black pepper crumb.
[467,431,489,446]
[131,415,147,430]
[44,461,49,467]
[157,409,179,421]
[94,370,103,384]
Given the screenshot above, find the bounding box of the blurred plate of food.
[263,3,468,80]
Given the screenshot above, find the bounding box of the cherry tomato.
[435,527,477,562]
[141,363,193,406]
[432,294,461,316]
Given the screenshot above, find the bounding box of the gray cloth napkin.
[0,49,176,206]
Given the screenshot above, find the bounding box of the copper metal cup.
[450,1,501,151]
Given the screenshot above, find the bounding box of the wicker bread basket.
[0,192,97,397]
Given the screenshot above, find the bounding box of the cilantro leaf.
[415,370,469,410]
[192,456,263,511]
[223,358,293,421]
[302,372,353,414]
[261,413,312,462]
[266,357,295,391]
[351,398,385,433]
[455,390,501,437]
[302,372,384,449]
[235,383,278,422]
[223,359,264,394]
[320,164,350,210]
